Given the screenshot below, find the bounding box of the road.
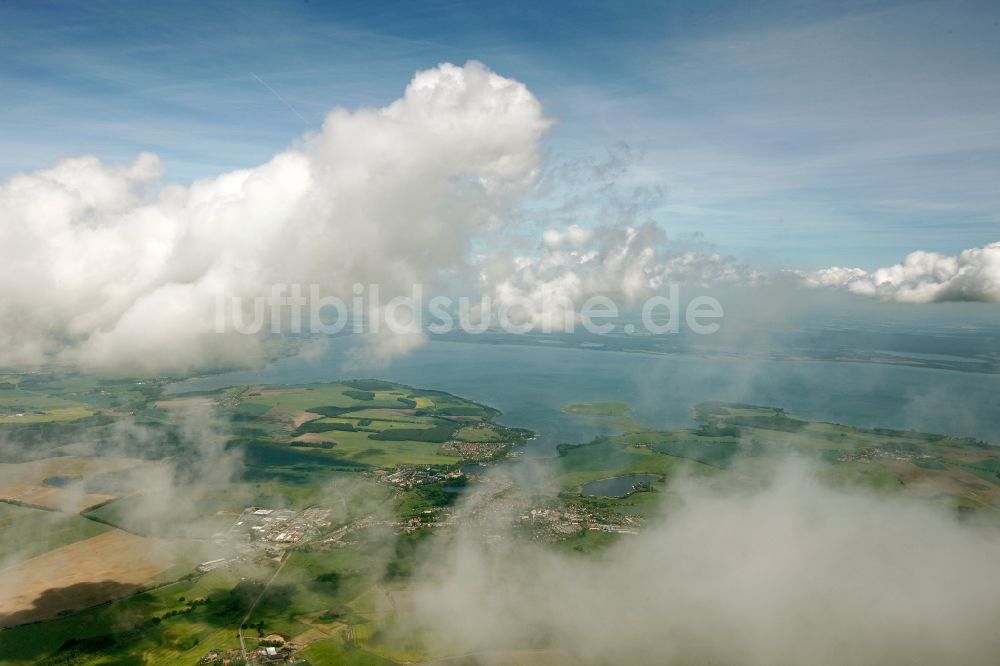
[237,552,289,663]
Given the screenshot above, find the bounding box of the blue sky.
[1,0,998,269]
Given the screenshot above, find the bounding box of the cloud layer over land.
[412,461,1000,665]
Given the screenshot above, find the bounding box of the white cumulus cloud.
[485,221,758,329]
[798,242,1000,303]
[0,61,551,373]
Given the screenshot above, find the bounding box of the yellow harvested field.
[0,406,93,424]
[0,529,174,626]
[262,407,321,429]
[0,456,149,512]
[884,461,1000,505]
[291,627,335,646]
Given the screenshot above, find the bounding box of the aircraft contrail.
[251,71,307,124]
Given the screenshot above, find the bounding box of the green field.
[554,401,1000,520]
[3,375,999,666]
[218,380,521,469]
[0,376,532,665]
[0,502,109,565]
[563,402,631,418]
[562,401,640,432]
[0,567,254,663]
[0,374,155,422]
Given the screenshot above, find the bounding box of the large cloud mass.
[801,242,1000,303]
[4,59,993,376]
[413,461,1000,665]
[0,61,550,372]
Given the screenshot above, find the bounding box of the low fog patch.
[410,459,1000,665]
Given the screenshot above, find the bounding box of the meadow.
[0,375,531,664]
[554,401,1000,522]
[2,375,999,665]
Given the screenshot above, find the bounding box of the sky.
[1,0,998,270]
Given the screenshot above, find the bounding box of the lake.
[168,336,1000,453]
